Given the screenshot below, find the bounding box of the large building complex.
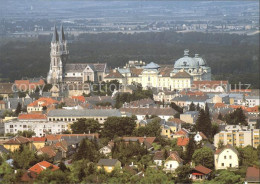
[47,25,212,91]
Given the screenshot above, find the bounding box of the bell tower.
[47,25,69,84]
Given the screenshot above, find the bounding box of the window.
[224,156,226,159]
[229,155,232,159]
[10,125,13,128]
[99,75,102,81]
[221,163,224,166]
[229,164,232,167]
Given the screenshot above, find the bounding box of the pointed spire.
[59,24,65,42]
[52,25,59,42]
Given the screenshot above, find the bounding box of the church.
[47,25,211,91]
[47,25,107,84]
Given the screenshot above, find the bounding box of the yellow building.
[3,136,32,152]
[214,129,260,148]
[31,137,47,150]
[97,159,121,173]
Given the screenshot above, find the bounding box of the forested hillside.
[0,31,259,88]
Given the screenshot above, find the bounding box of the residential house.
[104,69,126,84]
[97,159,121,173]
[245,167,260,184]
[27,97,58,113]
[15,78,45,92]
[99,145,112,156]
[121,136,156,151]
[0,83,15,98]
[172,128,190,139]
[3,136,32,152]
[0,145,9,156]
[190,165,212,181]
[28,161,59,175]
[153,150,165,166]
[180,111,199,124]
[177,137,189,151]
[194,132,208,144]
[164,151,183,173]
[153,89,177,104]
[122,98,155,108]
[214,144,239,170]
[67,83,90,97]
[30,137,46,150]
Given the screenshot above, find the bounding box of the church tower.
[47,25,69,84]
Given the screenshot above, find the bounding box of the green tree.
[170,102,183,113]
[211,122,220,137]
[101,117,136,139]
[175,164,192,184]
[196,103,201,111]
[12,145,37,169]
[189,102,196,111]
[184,136,195,163]
[0,162,16,183]
[224,108,247,125]
[217,113,223,120]
[71,118,100,134]
[192,147,214,169]
[35,169,69,184]
[196,109,212,138]
[15,102,22,116]
[237,146,259,167]
[134,117,161,138]
[17,130,35,138]
[210,170,241,184]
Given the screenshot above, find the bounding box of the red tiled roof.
[180,90,205,96]
[38,146,57,158]
[166,151,183,163]
[122,137,156,145]
[246,167,260,182]
[175,129,189,136]
[71,96,85,103]
[3,136,31,145]
[177,137,189,146]
[214,103,227,108]
[18,114,47,120]
[193,165,212,175]
[15,79,45,91]
[246,106,259,112]
[193,80,228,89]
[130,68,143,77]
[28,161,59,174]
[27,97,58,107]
[229,105,247,110]
[30,137,46,142]
[20,170,37,182]
[172,70,191,78]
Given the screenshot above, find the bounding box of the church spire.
[52,25,59,42]
[59,24,65,42]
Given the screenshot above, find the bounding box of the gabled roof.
[166,151,183,163]
[153,151,164,160]
[3,136,31,145]
[30,137,46,142]
[97,159,119,166]
[215,144,238,155]
[0,83,14,94]
[167,118,186,124]
[0,145,9,154]
[27,97,58,107]
[193,165,212,175]
[172,70,191,78]
[105,69,124,78]
[130,68,143,77]
[38,146,57,158]
[245,167,260,182]
[177,137,189,146]
[28,161,59,174]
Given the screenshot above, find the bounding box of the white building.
[214,145,239,170]
[245,96,260,107]
[4,114,70,137]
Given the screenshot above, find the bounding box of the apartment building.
[214,129,259,148]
